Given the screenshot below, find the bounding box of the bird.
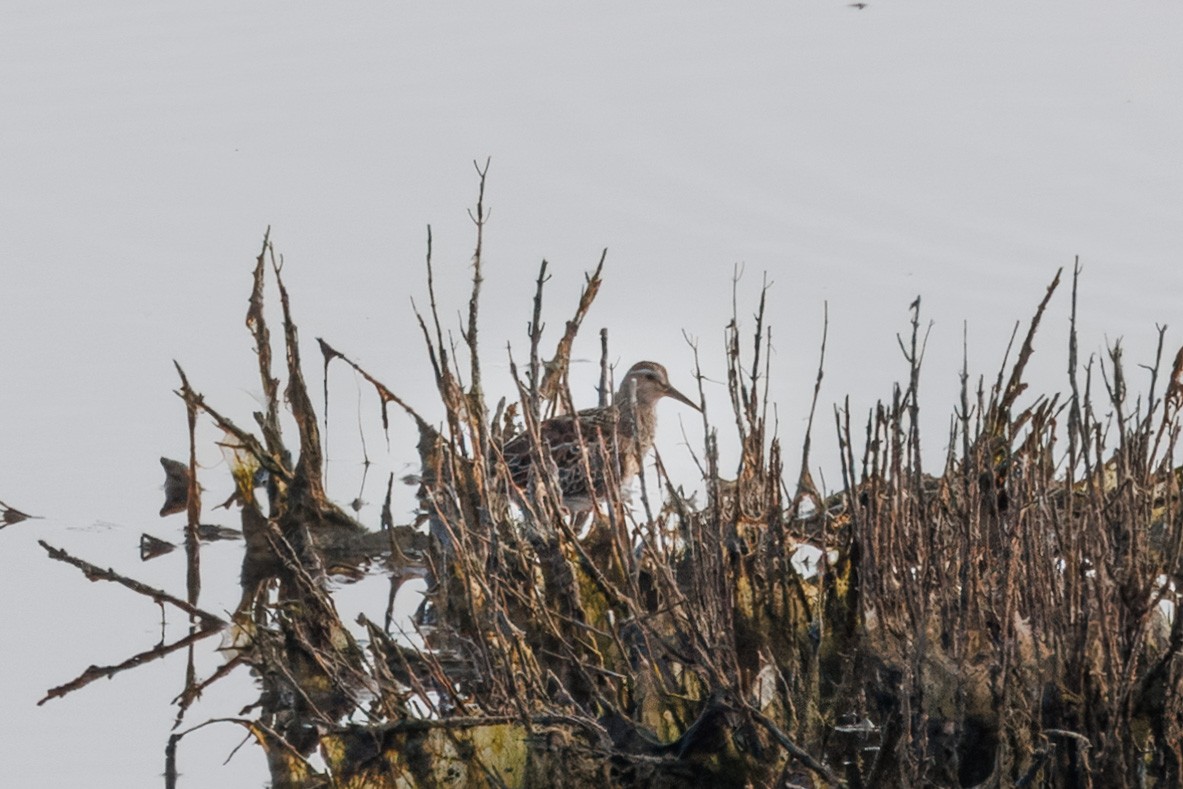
[501,361,700,511]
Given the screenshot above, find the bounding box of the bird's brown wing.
[501,409,620,500]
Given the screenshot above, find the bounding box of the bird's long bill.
[665,383,702,412]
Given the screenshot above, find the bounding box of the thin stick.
[39,541,225,627]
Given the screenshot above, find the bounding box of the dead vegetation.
[0,499,38,528]
[35,171,1183,787]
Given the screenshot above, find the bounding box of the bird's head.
[618,361,700,411]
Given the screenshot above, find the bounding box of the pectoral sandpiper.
[502,361,700,511]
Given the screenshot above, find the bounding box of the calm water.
[2,3,1182,786]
